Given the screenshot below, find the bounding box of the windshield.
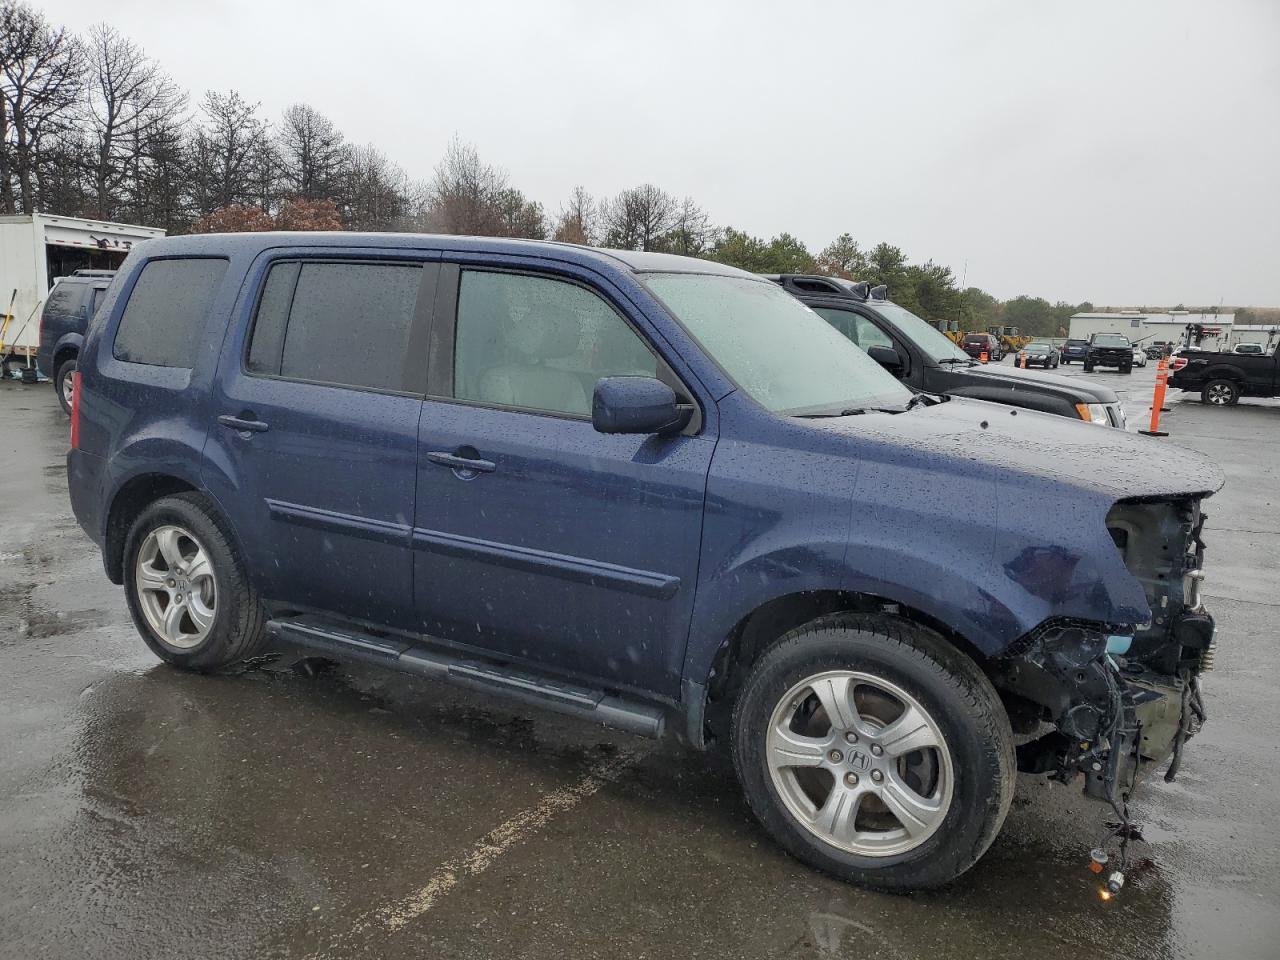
[1092,334,1131,347]
[868,302,971,363]
[642,273,912,415]
[1026,342,1053,351]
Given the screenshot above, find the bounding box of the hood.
[817,396,1225,500]
[963,363,1119,402]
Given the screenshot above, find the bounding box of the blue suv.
[67,233,1222,889]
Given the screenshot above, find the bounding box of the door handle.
[425,451,496,473]
[218,414,270,433]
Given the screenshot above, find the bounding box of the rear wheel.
[54,357,77,416]
[1202,379,1240,405]
[1083,361,1094,372]
[123,493,268,670]
[1121,364,1132,374]
[731,614,1015,890]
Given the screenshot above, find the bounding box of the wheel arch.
[103,472,242,585]
[696,588,993,747]
[1201,365,1246,382]
[52,332,84,371]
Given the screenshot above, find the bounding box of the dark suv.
[38,269,115,413]
[767,275,1125,428]
[1084,333,1134,373]
[1060,339,1089,364]
[961,332,1002,361]
[67,233,1221,890]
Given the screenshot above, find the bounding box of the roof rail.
[71,269,117,277]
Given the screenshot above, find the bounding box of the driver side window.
[453,270,659,418]
[813,307,894,352]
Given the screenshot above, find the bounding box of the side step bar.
[268,617,665,739]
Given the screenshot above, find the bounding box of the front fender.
[682,407,1153,690]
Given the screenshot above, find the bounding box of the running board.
[267,617,665,739]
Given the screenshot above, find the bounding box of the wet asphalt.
[1,362,1277,960]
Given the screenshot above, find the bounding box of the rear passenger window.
[247,261,421,392]
[113,258,228,367]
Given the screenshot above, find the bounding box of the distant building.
[1068,311,1234,348]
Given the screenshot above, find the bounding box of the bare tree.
[0,1,84,213]
[552,185,597,245]
[188,90,268,215]
[425,136,509,235]
[601,183,678,251]
[344,143,411,231]
[83,24,186,220]
[277,103,345,201]
[123,111,190,231]
[662,195,714,255]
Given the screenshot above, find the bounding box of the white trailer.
[0,214,165,371]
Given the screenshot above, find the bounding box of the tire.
[123,492,268,670]
[1121,365,1132,374]
[1083,362,1094,372]
[54,356,77,416]
[731,613,1015,890]
[1202,379,1240,406]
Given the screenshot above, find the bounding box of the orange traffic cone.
[980,350,988,364]
[1020,353,1028,369]
[1140,358,1170,436]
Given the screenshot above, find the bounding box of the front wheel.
[731,614,1015,890]
[1083,362,1094,372]
[1202,379,1240,405]
[123,493,268,670]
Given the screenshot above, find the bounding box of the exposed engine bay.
[991,495,1215,895]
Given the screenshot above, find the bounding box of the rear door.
[204,250,436,630]
[411,258,714,697]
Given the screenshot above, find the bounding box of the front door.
[412,262,713,697]
[205,253,435,630]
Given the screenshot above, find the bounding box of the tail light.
[70,372,81,449]
[1171,357,1188,372]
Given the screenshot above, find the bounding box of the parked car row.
[53,234,1222,892]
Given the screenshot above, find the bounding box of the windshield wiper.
[903,392,939,410]
[795,407,867,419]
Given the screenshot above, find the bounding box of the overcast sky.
[44,0,1280,306]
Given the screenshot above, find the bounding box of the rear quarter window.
[113,258,229,367]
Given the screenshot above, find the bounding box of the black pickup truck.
[767,274,1126,427]
[1169,340,1280,404]
[1083,333,1133,373]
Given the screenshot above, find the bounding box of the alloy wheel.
[135,524,217,649]
[1207,383,1234,405]
[766,670,953,857]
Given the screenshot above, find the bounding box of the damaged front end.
[993,496,1214,804]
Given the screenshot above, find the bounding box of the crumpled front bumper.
[995,612,1213,801]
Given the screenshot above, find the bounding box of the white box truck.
[0,214,165,376]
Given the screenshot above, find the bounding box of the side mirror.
[867,344,904,374]
[592,376,693,435]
